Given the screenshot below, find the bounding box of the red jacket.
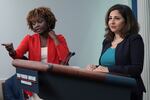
[15,33,69,64]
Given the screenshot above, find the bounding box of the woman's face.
[108,10,125,34]
[32,17,49,34]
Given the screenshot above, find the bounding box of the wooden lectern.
[12,59,136,100]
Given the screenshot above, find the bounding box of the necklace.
[111,38,123,48]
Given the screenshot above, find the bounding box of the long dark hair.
[105,4,139,41]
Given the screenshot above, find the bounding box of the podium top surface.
[12,59,136,88]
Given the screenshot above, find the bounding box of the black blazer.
[99,34,146,92]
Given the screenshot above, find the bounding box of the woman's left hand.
[93,66,109,73]
[48,30,60,45]
[48,30,57,40]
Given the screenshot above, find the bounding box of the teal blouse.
[100,48,115,67]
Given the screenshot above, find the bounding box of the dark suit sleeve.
[108,35,144,77]
[3,75,24,100]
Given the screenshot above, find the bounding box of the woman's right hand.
[1,43,15,56]
[85,64,97,71]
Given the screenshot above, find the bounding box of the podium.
[12,59,136,100]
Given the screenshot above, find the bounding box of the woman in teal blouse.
[86,4,145,100]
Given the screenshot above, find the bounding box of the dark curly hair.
[105,4,139,41]
[27,7,57,31]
